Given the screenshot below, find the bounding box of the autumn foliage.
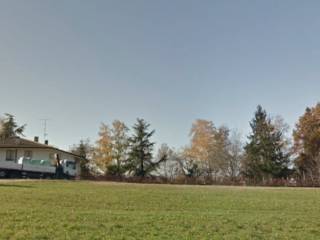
[293,104,320,185]
[5,101,320,186]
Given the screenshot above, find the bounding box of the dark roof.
[0,137,81,158]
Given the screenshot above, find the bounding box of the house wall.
[0,148,80,176]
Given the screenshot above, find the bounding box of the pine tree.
[244,106,289,183]
[126,119,158,177]
[0,114,26,139]
[71,139,93,177]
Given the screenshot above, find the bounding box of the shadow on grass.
[0,184,34,188]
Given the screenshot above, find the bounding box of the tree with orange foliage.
[293,103,320,184]
[94,123,113,172]
[184,119,230,180]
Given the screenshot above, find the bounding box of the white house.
[0,136,81,178]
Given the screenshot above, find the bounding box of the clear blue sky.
[0,0,320,150]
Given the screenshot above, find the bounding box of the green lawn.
[0,181,319,240]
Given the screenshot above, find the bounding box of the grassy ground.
[0,181,319,240]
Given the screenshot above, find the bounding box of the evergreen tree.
[71,139,93,177]
[126,119,162,177]
[0,113,26,139]
[244,106,289,182]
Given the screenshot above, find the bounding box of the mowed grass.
[0,181,320,240]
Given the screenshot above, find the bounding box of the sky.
[0,0,320,151]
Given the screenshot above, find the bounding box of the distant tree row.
[71,119,167,179]
[70,103,320,186]
[4,102,320,186]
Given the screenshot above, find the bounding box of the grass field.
[0,181,319,240]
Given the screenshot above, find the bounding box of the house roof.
[0,137,82,158]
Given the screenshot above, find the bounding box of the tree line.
[2,103,320,186]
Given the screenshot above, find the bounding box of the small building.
[0,136,81,178]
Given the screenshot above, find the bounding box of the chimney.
[45,140,49,145]
[34,136,39,142]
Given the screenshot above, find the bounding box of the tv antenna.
[40,119,50,141]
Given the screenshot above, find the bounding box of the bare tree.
[226,130,243,182]
[156,144,183,182]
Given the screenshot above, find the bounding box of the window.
[6,150,17,161]
[66,161,76,170]
[24,150,33,160]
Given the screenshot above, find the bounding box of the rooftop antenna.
[40,119,50,141]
